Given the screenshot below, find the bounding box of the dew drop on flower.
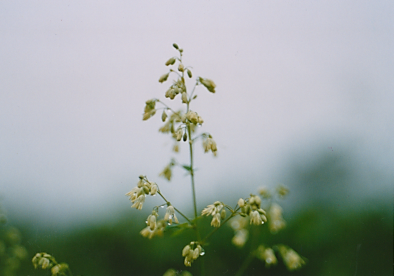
[200,248,205,256]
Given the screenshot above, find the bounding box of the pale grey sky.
[1,1,393,227]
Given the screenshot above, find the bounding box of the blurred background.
[0,1,392,275]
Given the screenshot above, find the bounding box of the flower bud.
[173,43,179,49]
[197,115,204,125]
[199,77,216,93]
[193,248,200,260]
[187,69,192,78]
[221,209,226,220]
[165,57,176,66]
[148,215,156,230]
[186,111,198,124]
[161,110,167,122]
[159,73,169,83]
[150,183,158,195]
[51,264,61,274]
[143,186,150,194]
[183,132,187,142]
[238,198,245,208]
[182,245,191,257]
[173,87,180,94]
[181,92,188,103]
[176,129,183,141]
[173,144,179,152]
[178,63,184,72]
[165,88,172,98]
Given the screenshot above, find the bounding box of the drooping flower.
[164,205,179,224]
[201,201,223,228]
[182,242,204,267]
[198,77,216,93]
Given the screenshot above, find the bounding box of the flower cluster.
[182,242,204,267]
[32,253,55,270]
[125,176,158,210]
[256,245,278,268]
[32,253,70,276]
[268,203,286,233]
[165,79,186,100]
[163,269,193,276]
[238,195,267,225]
[277,245,306,271]
[124,44,305,273]
[201,201,225,227]
[202,134,217,155]
[229,216,249,248]
[140,210,167,239]
[186,110,204,125]
[159,160,176,181]
[143,99,157,121]
[139,204,179,239]
[198,77,216,93]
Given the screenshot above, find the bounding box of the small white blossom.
[164,205,179,224]
[250,210,263,225]
[131,194,146,210]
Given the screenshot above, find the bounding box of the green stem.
[200,210,238,245]
[188,126,198,220]
[157,191,192,224]
[183,68,204,275]
[157,100,182,119]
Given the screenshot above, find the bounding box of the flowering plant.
[126,43,306,275]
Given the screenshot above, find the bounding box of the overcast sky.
[1,1,393,228]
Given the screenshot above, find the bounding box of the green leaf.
[182,165,192,171]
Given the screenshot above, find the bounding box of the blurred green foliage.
[12,204,392,276]
[4,153,393,275]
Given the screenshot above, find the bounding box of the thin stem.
[188,126,198,220]
[188,82,198,102]
[157,191,192,224]
[200,210,239,245]
[157,100,182,119]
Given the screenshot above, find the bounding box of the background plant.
[0,203,28,276]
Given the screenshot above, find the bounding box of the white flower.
[201,201,223,216]
[150,183,158,195]
[211,213,221,227]
[125,186,142,202]
[164,205,179,224]
[278,246,305,271]
[250,210,263,225]
[232,229,248,248]
[131,194,146,210]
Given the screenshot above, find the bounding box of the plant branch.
[200,210,239,245]
[157,191,192,224]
